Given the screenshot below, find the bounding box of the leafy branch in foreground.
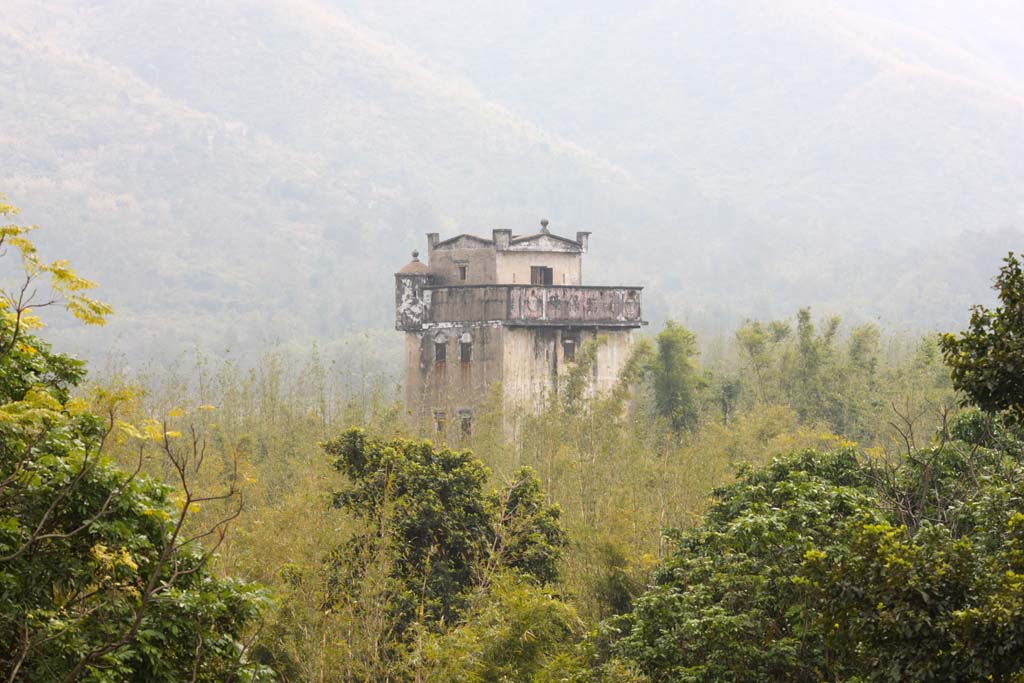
[0,195,271,682]
[0,195,111,348]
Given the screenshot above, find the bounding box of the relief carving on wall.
[608,292,623,319]
[524,288,544,319]
[567,292,583,317]
[505,286,641,323]
[623,290,641,320]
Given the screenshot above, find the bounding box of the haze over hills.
[2,0,1022,363]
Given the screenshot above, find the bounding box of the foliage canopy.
[0,198,270,682]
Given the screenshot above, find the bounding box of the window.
[461,341,472,363]
[459,410,473,437]
[435,341,446,363]
[530,266,553,285]
[562,338,576,362]
[433,411,446,434]
[458,265,467,281]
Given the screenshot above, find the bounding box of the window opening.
[563,338,576,362]
[531,266,553,285]
[459,410,473,437]
[458,265,467,281]
[433,411,446,434]
[435,341,446,363]
[461,341,472,363]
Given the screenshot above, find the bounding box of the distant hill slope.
[2,1,1022,362]
[2,1,652,360]
[341,0,1024,245]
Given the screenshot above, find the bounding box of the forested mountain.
[2,0,1022,361]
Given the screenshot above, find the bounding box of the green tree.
[941,252,1024,422]
[609,429,1024,682]
[323,430,566,638]
[651,321,701,432]
[735,319,790,404]
[0,196,271,682]
[612,449,876,682]
[419,574,582,683]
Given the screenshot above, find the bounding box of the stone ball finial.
[540,218,550,233]
[412,249,420,260]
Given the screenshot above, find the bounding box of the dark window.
[531,266,553,285]
[562,338,576,362]
[460,412,473,436]
[434,411,446,433]
[458,265,467,281]
[460,341,472,363]
[435,341,446,363]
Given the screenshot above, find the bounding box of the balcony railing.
[414,285,644,328]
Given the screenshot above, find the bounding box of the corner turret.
[395,250,432,330]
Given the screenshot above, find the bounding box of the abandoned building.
[395,221,645,437]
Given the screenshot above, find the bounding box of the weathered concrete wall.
[507,233,583,253]
[500,327,558,411]
[403,322,504,429]
[499,326,636,412]
[586,329,635,396]
[428,243,497,285]
[495,251,582,285]
[423,286,508,322]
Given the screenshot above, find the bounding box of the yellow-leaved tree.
[0,194,273,682]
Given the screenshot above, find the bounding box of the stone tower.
[395,222,645,437]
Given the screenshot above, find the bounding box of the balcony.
[413,285,644,328]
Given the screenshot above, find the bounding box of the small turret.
[395,250,432,330]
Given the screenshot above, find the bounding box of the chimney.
[426,233,440,251]
[493,228,511,250]
[576,231,591,253]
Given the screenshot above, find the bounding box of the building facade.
[395,222,645,436]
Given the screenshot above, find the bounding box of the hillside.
[2,1,649,361]
[342,0,1024,243]
[2,0,1023,362]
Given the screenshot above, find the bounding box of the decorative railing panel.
[508,286,642,325]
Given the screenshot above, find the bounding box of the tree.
[651,321,701,432]
[323,430,567,639]
[611,449,876,683]
[941,252,1024,422]
[419,574,582,683]
[609,431,1024,682]
[735,319,790,404]
[0,195,271,682]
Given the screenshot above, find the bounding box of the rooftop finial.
[540,218,550,234]
[411,249,420,260]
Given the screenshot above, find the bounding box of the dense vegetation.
[4,194,1024,681]
[0,198,271,681]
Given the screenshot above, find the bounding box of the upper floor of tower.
[394,222,643,332]
[404,221,591,287]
